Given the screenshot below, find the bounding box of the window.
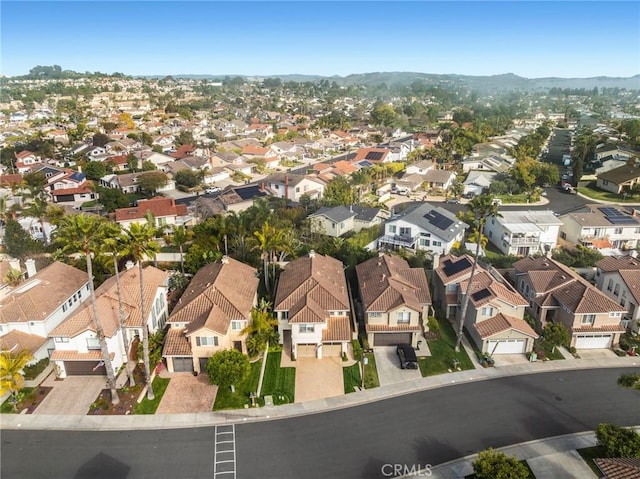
[614,284,620,297]
[614,228,623,234]
[231,320,243,331]
[419,238,430,247]
[299,324,315,333]
[54,337,69,343]
[481,307,494,316]
[281,311,289,320]
[369,312,382,318]
[196,336,218,347]
[432,241,442,247]
[62,303,68,313]
[331,222,336,229]
[582,314,595,324]
[396,312,410,324]
[610,312,621,318]
[388,225,396,234]
[446,283,457,292]
[86,337,101,350]
[399,227,411,237]
[607,279,613,291]
[489,231,493,238]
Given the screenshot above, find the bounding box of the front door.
[233,341,243,353]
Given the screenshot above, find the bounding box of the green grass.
[260,351,295,405]
[419,317,474,377]
[133,376,170,414]
[343,363,362,393]
[577,446,605,477]
[534,338,566,361]
[213,359,262,410]
[1,388,34,413]
[578,181,638,203]
[495,193,532,204]
[363,352,380,388]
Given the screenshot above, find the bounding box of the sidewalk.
[3,353,637,432]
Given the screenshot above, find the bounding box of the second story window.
[196,336,218,347]
[614,284,620,297]
[396,312,410,324]
[607,279,613,291]
[582,314,595,325]
[86,337,101,350]
[299,324,314,333]
[231,320,243,331]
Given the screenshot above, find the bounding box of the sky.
[1,1,639,79]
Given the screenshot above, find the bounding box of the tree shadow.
[74,452,130,479]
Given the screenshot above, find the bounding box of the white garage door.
[575,334,612,349]
[487,339,526,354]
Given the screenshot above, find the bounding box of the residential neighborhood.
[1,62,640,479]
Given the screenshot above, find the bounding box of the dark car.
[396,345,418,369]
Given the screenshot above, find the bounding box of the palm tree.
[242,299,278,357]
[55,214,119,404]
[121,221,160,400]
[455,194,502,352]
[166,225,191,274]
[253,222,280,294]
[3,268,23,287]
[0,350,34,411]
[102,223,135,387]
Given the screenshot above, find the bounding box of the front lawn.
[579,181,638,203]
[577,445,606,477]
[260,351,295,405]
[134,376,171,414]
[533,338,566,361]
[343,363,362,393]
[213,359,262,410]
[363,352,380,388]
[419,317,474,377]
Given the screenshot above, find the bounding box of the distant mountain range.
[154,71,640,91]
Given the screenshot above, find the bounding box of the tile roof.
[115,197,188,222]
[595,458,640,479]
[0,262,88,324]
[274,253,349,324]
[168,258,257,335]
[322,316,351,342]
[365,324,421,332]
[473,313,538,339]
[435,254,475,284]
[162,327,192,356]
[572,324,626,333]
[459,271,528,309]
[0,330,49,355]
[596,256,640,272]
[619,270,640,304]
[50,265,169,338]
[50,350,115,361]
[356,254,431,315]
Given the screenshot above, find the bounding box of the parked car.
[462,192,475,199]
[396,345,418,369]
[445,197,459,204]
[205,186,221,194]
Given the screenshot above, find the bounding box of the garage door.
[172,357,194,372]
[487,339,526,355]
[575,334,612,349]
[322,344,342,357]
[297,344,317,358]
[64,361,106,375]
[374,333,412,347]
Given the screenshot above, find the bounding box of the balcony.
[378,234,418,249]
[504,235,540,246]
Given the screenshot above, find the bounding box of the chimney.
[125,260,135,270]
[8,258,20,272]
[77,165,82,173]
[432,251,441,271]
[25,258,36,278]
[260,181,265,192]
[221,255,229,264]
[309,249,315,258]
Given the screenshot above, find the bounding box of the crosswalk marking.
[214,425,236,479]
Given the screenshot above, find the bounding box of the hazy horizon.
[2,1,639,79]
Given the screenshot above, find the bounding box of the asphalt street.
[2,368,639,479]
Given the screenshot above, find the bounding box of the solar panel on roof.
[472,289,492,302]
[608,216,639,225]
[426,210,454,230]
[442,257,472,277]
[599,207,625,217]
[365,151,384,161]
[358,160,373,167]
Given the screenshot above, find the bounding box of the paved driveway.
[156,374,218,414]
[373,347,421,386]
[295,357,343,403]
[35,375,107,415]
[527,450,597,479]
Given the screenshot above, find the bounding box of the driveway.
[373,347,421,386]
[156,373,218,414]
[34,375,107,415]
[295,357,343,403]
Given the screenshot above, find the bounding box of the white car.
[205,186,220,194]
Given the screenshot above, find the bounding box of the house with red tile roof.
[356,253,431,348]
[163,257,258,373]
[595,255,640,333]
[14,150,40,173]
[433,254,537,355]
[50,265,169,377]
[513,256,626,349]
[274,251,352,359]
[114,196,191,230]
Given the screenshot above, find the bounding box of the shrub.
[427,316,440,333]
[596,423,640,458]
[543,322,570,348]
[472,448,530,479]
[23,358,50,380]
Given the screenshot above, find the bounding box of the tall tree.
[0,350,34,411]
[455,195,501,352]
[121,221,161,400]
[54,214,119,404]
[165,225,191,274]
[102,223,135,387]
